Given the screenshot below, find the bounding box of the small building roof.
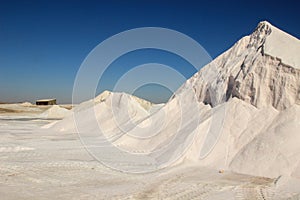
[36,98,56,102]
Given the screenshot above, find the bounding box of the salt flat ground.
[1,108,293,200]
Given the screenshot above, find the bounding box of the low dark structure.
[36,99,56,105]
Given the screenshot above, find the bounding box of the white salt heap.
[39,105,71,119]
[50,91,156,133]
[174,21,300,178]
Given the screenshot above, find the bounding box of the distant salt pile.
[39,105,71,119]
[94,90,154,111]
[20,102,33,107]
[50,91,153,133]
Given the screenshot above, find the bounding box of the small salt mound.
[73,90,112,113]
[39,105,71,119]
[94,90,154,111]
[49,92,152,133]
[20,102,33,106]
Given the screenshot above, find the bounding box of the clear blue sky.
[0,0,299,103]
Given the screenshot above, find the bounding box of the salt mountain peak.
[177,21,300,110]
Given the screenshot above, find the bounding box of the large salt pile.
[48,21,300,179]
[180,21,300,178]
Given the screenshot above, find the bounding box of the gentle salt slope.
[263,21,300,69]
[39,105,71,119]
[50,91,153,133]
